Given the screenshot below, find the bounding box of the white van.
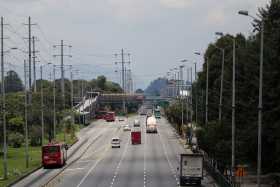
[133,119,141,127]
[111,137,121,148]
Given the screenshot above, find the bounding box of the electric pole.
[24,60,29,168]
[115,49,131,114]
[53,41,71,142]
[53,65,56,140]
[1,16,7,179]
[32,36,38,92]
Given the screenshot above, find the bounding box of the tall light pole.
[216,31,237,182]
[213,35,225,125]
[179,64,185,128]
[40,63,52,145]
[238,10,264,187]
[195,52,209,126]
[194,62,198,124]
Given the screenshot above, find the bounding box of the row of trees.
[165,1,280,174]
[0,72,122,148]
[194,1,280,173]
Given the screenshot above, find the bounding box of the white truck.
[146,116,157,133]
[179,154,203,186]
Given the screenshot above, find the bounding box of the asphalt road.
[14,115,217,187]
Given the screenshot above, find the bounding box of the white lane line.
[76,147,109,187]
[65,167,85,171]
[76,128,110,187]
[143,122,147,187]
[109,135,130,187]
[158,127,180,186]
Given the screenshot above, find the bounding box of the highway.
[14,115,216,187]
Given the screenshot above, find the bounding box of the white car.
[111,137,121,148]
[123,125,131,131]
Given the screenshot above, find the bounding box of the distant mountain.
[145,78,167,96]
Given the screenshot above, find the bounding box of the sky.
[0,0,269,89]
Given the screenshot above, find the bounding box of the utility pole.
[24,60,29,168]
[53,65,56,140]
[61,40,65,109]
[23,17,36,91]
[32,36,38,92]
[1,16,7,179]
[70,66,74,125]
[115,49,130,114]
[28,17,32,91]
[53,41,71,142]
[40,65,44,145]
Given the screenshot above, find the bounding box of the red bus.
[104,112,116,122]
[42,143,68,168]
[95,110,107,119]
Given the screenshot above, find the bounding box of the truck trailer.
[179,154,203,186]
[146,116,157,133]
[131,130,141,144]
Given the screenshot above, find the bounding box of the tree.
[97,75,106,90]
[135,89,144,94]
[4,70,23,93]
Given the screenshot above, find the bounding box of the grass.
[0,129,78,187]
[0,146,41,187]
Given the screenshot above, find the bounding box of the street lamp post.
[195,52,209,126]
[212,37,225,124]
[216,31,237,183]
[238,10,264,187]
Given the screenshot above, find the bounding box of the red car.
[42,143,68,168]
[104,112,116,122]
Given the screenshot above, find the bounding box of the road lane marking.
[76,145,110,187]
[158,127,180,186]
[43,127,107,187]
[75,124,125,187]
[109,135,130,187]
[144,122,147,187]
[65,167,85,171]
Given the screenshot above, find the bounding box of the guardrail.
[204,160,232,187]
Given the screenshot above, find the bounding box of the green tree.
[4,70,23,93]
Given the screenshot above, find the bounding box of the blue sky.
[0,0,269,89]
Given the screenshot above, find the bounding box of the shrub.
[8,132,24,148]
[30,126,41,146]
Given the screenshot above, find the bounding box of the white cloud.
[159,0,193,8]
[107,0,157,23]
[206,8,226,26]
